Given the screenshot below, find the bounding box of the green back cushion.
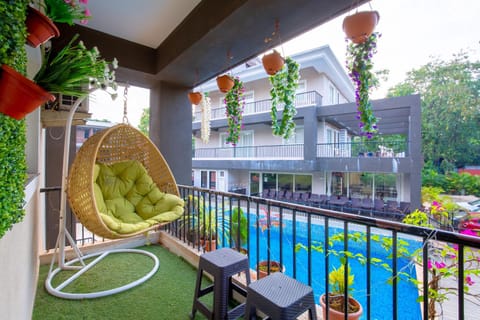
[93,160,184,234]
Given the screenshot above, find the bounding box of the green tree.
[138,108,149,136]
[388,51,480,168]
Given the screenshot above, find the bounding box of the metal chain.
[123,84,130,124]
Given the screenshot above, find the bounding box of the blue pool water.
[221,213,422,320]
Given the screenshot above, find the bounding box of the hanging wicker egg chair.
[67,123,182,239]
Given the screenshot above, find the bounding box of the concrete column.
[150,81,192,185]
[303,106,318,160]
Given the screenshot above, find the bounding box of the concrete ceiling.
[84,0,202,48]
[54,0,368,88]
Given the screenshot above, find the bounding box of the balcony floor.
[33,244,210,320]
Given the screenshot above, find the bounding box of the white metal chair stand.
[45,90,159,299]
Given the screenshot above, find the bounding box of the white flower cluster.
[200,93,211,143]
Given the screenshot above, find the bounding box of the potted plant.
[34,34,117,99]
[257,260,285,279]
[230,207,248,253]
[42,0,91,25]
[0,64,56,120]
[268,56,300,139]
[224,76,245,145]
[345,32,380,138]
[343,10,380,44]
[262,50,284,75]
[216,74,234,93]
[320,264,363,320]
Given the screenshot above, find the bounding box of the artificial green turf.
[33,245,211,320]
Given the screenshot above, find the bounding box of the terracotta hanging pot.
[188,92,202,105]
[0,65,56,120]
[216,74,234,93]
[342,10,380,44]
[262,50,285,75]
[26,6,60,48]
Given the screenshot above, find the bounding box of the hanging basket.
[25,6,60,48]
[0,65,55,120]
[342,11,379,44]
[262,50,285,75]
[188,92,202,105]
[216,74,234,93]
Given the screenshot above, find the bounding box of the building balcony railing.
[192,140,408,160]
[317,140,408,158]
[193,144,303,159]
[193,90,322,122]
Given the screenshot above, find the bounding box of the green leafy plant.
[34,34,118,99]
[402,207,480,319]
[346,32,380,138]
[0,0,29,239]
[42,0,91,25]
[269,56,300,139]
[231,207,248,250]
[224,77,245,145]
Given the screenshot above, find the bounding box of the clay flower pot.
[26,6,60,48]
[0,65,55,120]
[216,74,234,93]
[342,10,380,44]
[188,92,202,105]
[320,294,363,320]
[262,50,285,75]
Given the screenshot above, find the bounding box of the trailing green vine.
[224,77,245,145]
[269,56,300,139]
[0,0,29,239]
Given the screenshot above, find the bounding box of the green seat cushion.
[93,160,184,234]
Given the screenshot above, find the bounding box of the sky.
[89,0,480,127]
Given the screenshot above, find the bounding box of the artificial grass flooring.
[33,245,211,320]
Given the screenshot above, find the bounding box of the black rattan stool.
[245,272,317,320]
[190,248,251,320]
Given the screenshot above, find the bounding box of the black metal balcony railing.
[166,186,480,320]
[44,185,480,319]
[193,90,322,122]
[317,140,408,158]
[193,144,303,159]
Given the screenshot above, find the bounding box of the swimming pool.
[221,213,422,320]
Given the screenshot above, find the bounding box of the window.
[284,126,304,145]
[220,130,254,157]
[243,90,255,114]
[328,84,339,105]
[209,171,216,190]
[201,171,207,188]
[278,174,293,192]
[250,172,260,196]
[295,175,312,193]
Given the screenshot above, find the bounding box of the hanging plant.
[200,92,211,143]
[269,56,300,139]
[345,32,380,138]
[224,77,245,145]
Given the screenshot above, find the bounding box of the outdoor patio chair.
[373,199,386,216]
[307,193,320,206]
[262,189,270,198]
[292,192,303,203]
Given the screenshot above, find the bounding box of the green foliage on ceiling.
[0,0,29,239]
